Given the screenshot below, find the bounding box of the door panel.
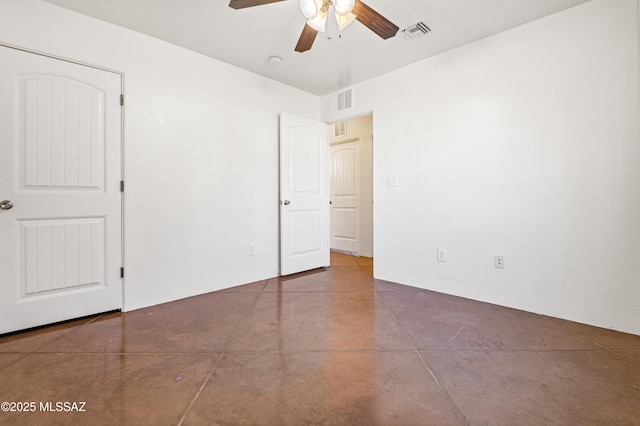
[0,46,122,334]
[280,113,329,276]
[20,218,105,296]
[330,142,360,252]
[21,75,105,190]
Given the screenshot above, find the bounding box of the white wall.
[0,0,320,311]
[354,114,374,258]
[322,0,640,335]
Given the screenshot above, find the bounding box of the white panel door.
[280,113,329,276]
[330,141,360,253]
[0,46,122,334]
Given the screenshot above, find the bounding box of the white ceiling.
[43,0,591,96]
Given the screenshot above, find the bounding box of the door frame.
[0,42,126,311]
[328,111,374,258]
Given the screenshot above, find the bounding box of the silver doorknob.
[0,200,13,210]
[283,200,291,206]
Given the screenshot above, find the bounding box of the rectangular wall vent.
[337,88,353,111]
[402,22,431,40]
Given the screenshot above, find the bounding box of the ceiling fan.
[229,0,399,52]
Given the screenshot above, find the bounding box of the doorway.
[329,113,373,260]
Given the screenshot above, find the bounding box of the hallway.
[1,252,639,425]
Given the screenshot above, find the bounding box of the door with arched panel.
[0,46,123,334]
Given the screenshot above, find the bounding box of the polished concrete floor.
[1,251,639,425]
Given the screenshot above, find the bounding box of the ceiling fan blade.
[353,1,399,40]
[295,24,318,53]
[229,0,287,9]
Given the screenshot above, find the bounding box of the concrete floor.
[1,251,639,425]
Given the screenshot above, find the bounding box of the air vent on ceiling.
[402,22,431,40]
[337,88,353,111]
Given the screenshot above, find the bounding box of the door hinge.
[120,180,124,192]
[120,94,124,106]
[120,267,124,278]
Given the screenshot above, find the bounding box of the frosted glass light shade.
[300,0,318,19]
[336,12,356,31]
[307,9,327,32]
[333,0,355,16]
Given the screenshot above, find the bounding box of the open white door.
[280,113,329,275]
[0,46,122,334]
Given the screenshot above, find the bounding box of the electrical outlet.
[494,255,504,269]
[437,248,447,262]
[248,244,255,256]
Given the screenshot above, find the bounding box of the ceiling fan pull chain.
[327,5,335,39]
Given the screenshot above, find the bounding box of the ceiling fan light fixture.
[335,11,356,31]
[299,0,318,19]
[307,9,327,32]
[333,0,355,16]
